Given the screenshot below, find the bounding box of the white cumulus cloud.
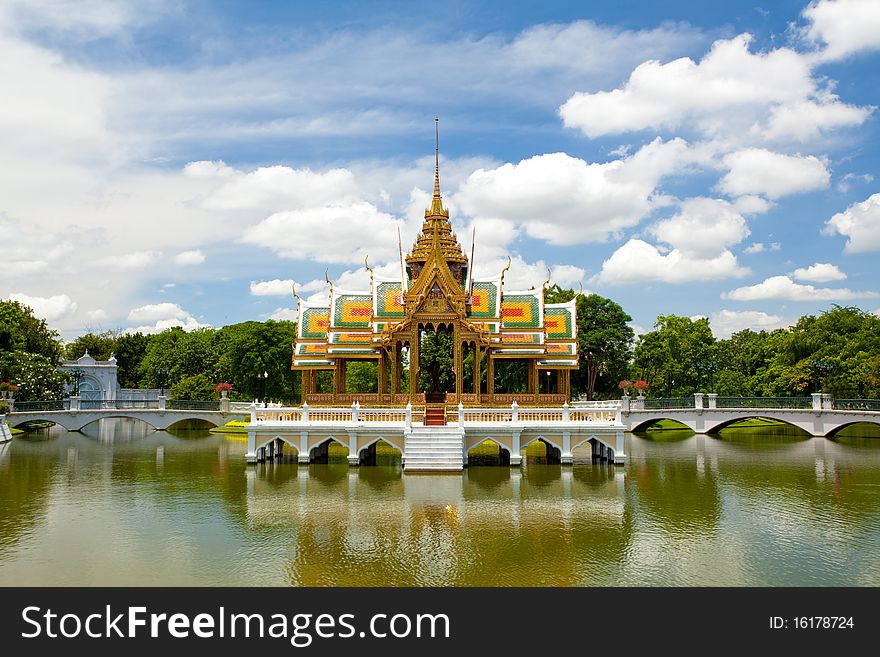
[455,138,704,245]
[242,202,405,264]
[185,161,358,212]
[8,293,78,321]
[127,302,190,323]
[743,243,765,254]
[649,197,749,257]
[592,239,749,285]
[267,307,296,322]
[559,33,870,144]
[250,279,297,297]
[803,0,880,61]
[174,249,205,266]
[126,316,210,335]
[723,275,879,301]
[125,302,209,334]
[718,149,830,199]
[709,310,790,339]
[823,193,880,253]
[791,262,846,282]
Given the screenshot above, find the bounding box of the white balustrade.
[250,402,624,427]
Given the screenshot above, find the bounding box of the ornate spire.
[428,116,447,217]
[408,118,463,274]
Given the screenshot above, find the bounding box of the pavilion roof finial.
[428,116,446,216]
[434,116,440,198]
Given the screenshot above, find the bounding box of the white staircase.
[403,427,464,471]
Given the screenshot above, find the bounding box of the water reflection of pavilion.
[244,462,630,586]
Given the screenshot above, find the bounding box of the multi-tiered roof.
[292,122,578,403]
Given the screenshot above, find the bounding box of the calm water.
[1,420,879,586]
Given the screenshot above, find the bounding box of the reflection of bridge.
[6,399,248,432]
[619,393,880,437]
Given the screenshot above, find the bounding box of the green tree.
[64,331,116,361]
[168,374,215,400]
[0,300,62,361]
[138,327,221,389]
[114,332,151,389]
[0,351,70,401]
[216,320,298,402]
[346,361,378,393]
[760,306,880,397]
[633,315,715,397]
[544,286,635,400]
[418,329,455,393]
[494,360,528,393]
[714,329,777,396]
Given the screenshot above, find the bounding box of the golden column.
[472,343,482,404]
[409,329,420,403]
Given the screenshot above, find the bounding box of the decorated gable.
[544,299,577,340]
[297,301,330,340]
[467,276,501,319]
[295,343,327,356]
[501,289,543,329]
[331,289,372,329]
[373,276,406,319]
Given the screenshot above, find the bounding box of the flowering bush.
[618,379,632,394]
[633,379,649,394]
[215,382,233,393]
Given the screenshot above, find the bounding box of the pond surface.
[1,420,879,586]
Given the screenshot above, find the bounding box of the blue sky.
[2,0,880,340]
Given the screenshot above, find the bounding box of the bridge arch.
[357,436,403,465]
[308,435,349,463]
[522,435,562,464]
[706,416,810,436]
[630,417,694,433]
[465,435,509,454]
[466,437,511,466]
[571,434,615,454]
[359,435,404,455]
[8,417,59,430]
[824,420,880,438]
[76,415,162,432]
[254,433,299,453]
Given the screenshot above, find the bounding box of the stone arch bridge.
[619,393,880,437]
[7,408,247,432]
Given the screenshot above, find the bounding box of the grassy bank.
[209,420,249,434]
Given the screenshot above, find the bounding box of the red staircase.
[424,406,446,426]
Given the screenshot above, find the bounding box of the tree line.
[0,299,298,402]
[2,296,879,404]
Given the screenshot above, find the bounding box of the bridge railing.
[252,403,622,426]
[11,400,68,412]
[642,398,694,410]
[166,400,221,411]
[832,398,880,412]
[79,399,161,410]
[713,397,812,409]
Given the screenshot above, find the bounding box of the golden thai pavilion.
[292,123,579,408]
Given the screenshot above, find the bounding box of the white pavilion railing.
[251,401,622,427]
